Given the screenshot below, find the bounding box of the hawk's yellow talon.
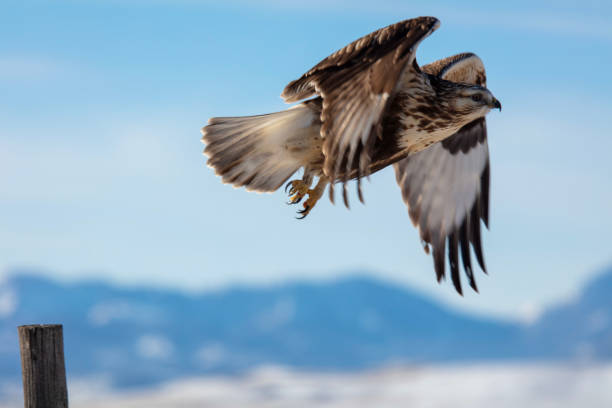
[286,179,311,205]
[285,176,328,219]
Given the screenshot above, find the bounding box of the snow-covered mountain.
[1,267,610,390]
[521,266,612,360]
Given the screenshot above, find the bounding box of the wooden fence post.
[18,324,69,408]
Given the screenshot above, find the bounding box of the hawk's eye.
[471,94,482,102]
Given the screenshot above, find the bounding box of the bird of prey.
[201,17,501,294]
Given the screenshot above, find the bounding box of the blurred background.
[1,0,611,406]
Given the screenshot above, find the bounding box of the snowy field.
[3,363,612,408]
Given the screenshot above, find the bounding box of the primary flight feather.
[201,17,501,294]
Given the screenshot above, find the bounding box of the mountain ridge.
[1,267,611,389]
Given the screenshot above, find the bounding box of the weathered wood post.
[18,324,69,408]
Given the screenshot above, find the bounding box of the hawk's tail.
[201,104,319,192]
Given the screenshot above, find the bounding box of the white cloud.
[136,334,174,360]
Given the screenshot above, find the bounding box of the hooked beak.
[491,98,502,111]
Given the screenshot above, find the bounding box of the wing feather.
[282,17,440,205]
[393,52,490,294]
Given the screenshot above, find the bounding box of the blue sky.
[1,0,611,321]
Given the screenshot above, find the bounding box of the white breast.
[396,114,462,154]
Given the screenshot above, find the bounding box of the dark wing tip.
[470,201,487,274]
[481,162,490,228]
[448,232,463,295]
[459,222,478,292]
[433,239,446,283]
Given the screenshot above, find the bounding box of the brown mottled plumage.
[201,17,501,294]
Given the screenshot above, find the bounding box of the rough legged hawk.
[201,17,501,294]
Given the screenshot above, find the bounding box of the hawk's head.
[447,84,501,124]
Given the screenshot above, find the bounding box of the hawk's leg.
[296,176,329,219]
[285,174,313,204]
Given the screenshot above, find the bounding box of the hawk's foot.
[285,179,311,204]
[296,177,328,219]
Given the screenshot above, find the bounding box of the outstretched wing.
[282,17,440,205]
[393,53,490,294]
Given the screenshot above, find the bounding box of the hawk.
[201,17,501,294]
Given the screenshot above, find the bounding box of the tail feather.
[201,105,318,192]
